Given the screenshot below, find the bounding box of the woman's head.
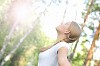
[56,21,81,43]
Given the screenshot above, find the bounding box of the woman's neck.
[40,39,65,52]
[57,35,69,43]
[40,34,69,52]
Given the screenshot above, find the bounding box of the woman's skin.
[40,22,74,66]
[40,22,70,52]
[39,21,81,66]
[56,22,71,66]
[58,47,71,66]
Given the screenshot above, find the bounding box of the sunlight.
[40,0,84,39]
[14,4,30,20]
[8,1,34,25]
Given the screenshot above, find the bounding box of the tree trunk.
[0,0,52,65]
[0,22,17,60]
[84,22,100,66]
[0,26,34,66]
[70,0,94,61]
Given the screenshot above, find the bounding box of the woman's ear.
[64,31,70,34]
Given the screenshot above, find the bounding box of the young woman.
[38,21,81,66]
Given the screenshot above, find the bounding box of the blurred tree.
[83,0,100,66]
[0,0,53,66]
[70,0,100,66]
[69,0,94,62]
[0,0,100,66]
[84,21,100,66]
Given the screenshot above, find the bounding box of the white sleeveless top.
[38,41,71,66]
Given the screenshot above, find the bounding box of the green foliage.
[0,0,100,66]
[72,53,85,66]
[92,3,100,12]
[33,49,40,66]
[7,22,53,66]
[0,2,52,64]
[72,44,87,66]
[4,60,11,66]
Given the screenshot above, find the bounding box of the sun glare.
[40,0,84,39]
[14,4,30,20]
[8,1,34,25]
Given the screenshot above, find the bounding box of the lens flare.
[7,1,34,25]
[14,4,30,20]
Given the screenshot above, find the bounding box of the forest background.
[0,0,100,66]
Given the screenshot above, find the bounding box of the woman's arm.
[58,47,71,66]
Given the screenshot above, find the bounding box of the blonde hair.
[65,21,81,43]
[40,21,81,52]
